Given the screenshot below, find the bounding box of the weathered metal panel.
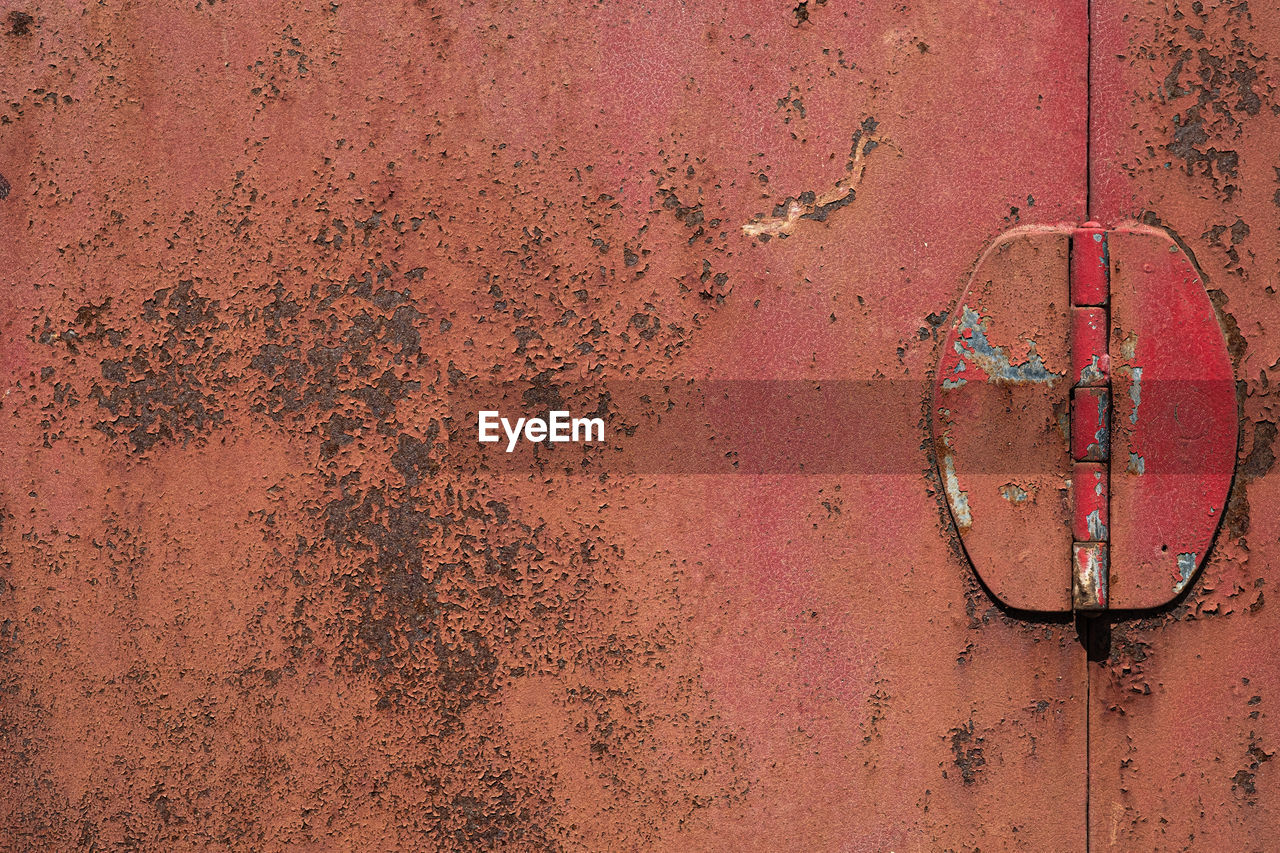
[1091,0,1280,846]
[0,1,1090,849]
[1107,226,1236,608]
[932,229,1074,613]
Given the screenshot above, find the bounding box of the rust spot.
[1242,420,1278,480]
[7,11,33,37]
[946,720,987,785]
[742,117,879,239]
[1231,733,1274,801]
[791,0,827,27]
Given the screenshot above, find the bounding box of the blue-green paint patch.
[953,305,1063,385]
[1129,366,1143,425]
[999,483,1028,503]
[1176,552,1197,591]
[1086,509,1108,540]
[1079,354,1106,386]
[942,453,972,530]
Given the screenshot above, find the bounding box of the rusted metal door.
[1086,2,1280,848]
[0,0,1272,850]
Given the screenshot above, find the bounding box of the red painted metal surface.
[1070,224,1109,307]
[936,223,1234,618]
[1073,461,1108,542]
[3,0,1268,847]
[1107,226,1236,609]
[1070,306,1109,388]
[0,1,1093,850]
[932,229,1073,613]
[1091,0,1280,847]
[1072,386,1111,463]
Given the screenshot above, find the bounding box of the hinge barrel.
[1070,227,1110,613]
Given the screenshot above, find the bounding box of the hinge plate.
[933,223,1236,614]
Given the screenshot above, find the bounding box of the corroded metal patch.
[933,228,1074,612]
[1072,542,1109,611]
[1071,387,1111,463]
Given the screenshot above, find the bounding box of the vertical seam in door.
[1085,624,1092,853]
[1086,0,1093,221]
[1085,1,1095,846]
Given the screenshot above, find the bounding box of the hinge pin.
[1070,228,1110,613]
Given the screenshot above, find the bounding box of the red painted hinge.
[1069,225,1110,611]
[932,223,1236,614]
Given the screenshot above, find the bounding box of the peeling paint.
[1128,452,1146,475]
[742,120,878,239]
[943,361,968,389]
[953,306,1063,384]
[1072,542,1108,610]
[1119,331,1139,361]
[946,720,987,785]
[1075,387,1111,462]
[1091,392,1110,455]
[1079,354,1106,385]
[999,483,1029,503]
[1176,552,1197,591]
[1128,365,1143,425]
[942,453,973,531]
[1086,509,1108,540]
[1057,407,1072,443]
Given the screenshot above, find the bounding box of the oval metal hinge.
[932,222,1236,614]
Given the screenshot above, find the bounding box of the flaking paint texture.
[1090,0,1280,847]
[0,0,1093,850]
